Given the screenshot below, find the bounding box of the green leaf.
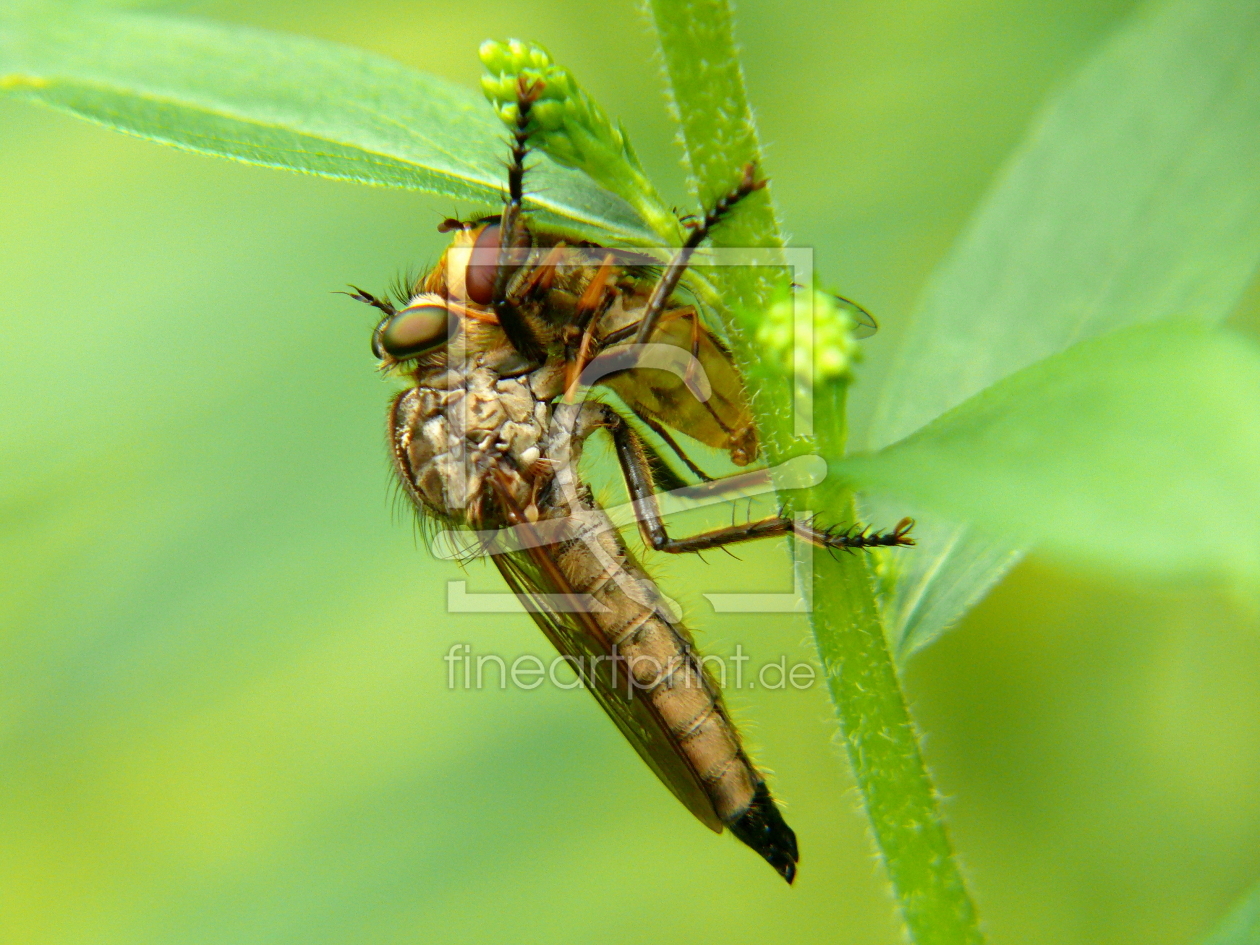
[840,321,1260,594]
[1196,880,1260,945]
[0,3,653,244]
[864,0,1260,658]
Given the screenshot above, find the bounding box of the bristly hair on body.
[390,264,431,309]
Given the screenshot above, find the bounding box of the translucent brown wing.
[488,510,722,833]
[596,305,758,466]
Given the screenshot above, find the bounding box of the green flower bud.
[528,100,566,134]
[755,281,863,386]
[479,38,681,243]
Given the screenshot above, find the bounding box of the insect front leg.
[491,74,546,362]
[564,252,620,397]
[599,405,914,554]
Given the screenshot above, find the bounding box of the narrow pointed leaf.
[865,0,1260,657]
[844,322,1260,595]
[0,3,652,243]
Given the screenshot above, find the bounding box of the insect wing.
[833,293,878,339]
[488,513,722,832]
[598,306,758,466]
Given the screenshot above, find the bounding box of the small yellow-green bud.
[755,283,863,385]
[478,39,546,76]
[529,100,566,133]
[478,37,681,243]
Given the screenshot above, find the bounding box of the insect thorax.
[390,361,562,527]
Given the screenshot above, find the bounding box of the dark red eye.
[373,305,452,360]
[465,223,501,305]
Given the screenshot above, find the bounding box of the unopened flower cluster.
[755,285,861,385]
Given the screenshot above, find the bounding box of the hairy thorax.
[390,361,566,527]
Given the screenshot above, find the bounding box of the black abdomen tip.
[728,782,799,884]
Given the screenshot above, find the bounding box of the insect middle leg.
[599,406,914,554]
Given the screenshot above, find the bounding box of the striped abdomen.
[539,469,798,881]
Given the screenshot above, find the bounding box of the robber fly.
[347,77,913,884]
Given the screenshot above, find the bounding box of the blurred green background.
[3,1,1259,943]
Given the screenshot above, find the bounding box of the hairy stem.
[648,1,983,941]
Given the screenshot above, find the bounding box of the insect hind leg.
[601,405,914,554]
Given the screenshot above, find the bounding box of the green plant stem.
[807,385,982,945]
[647,0,782,320]
[820,549,985,945]
[649,2,982,941]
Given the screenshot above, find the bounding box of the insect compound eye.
[373,304,454,360]
[464,223,502,305]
